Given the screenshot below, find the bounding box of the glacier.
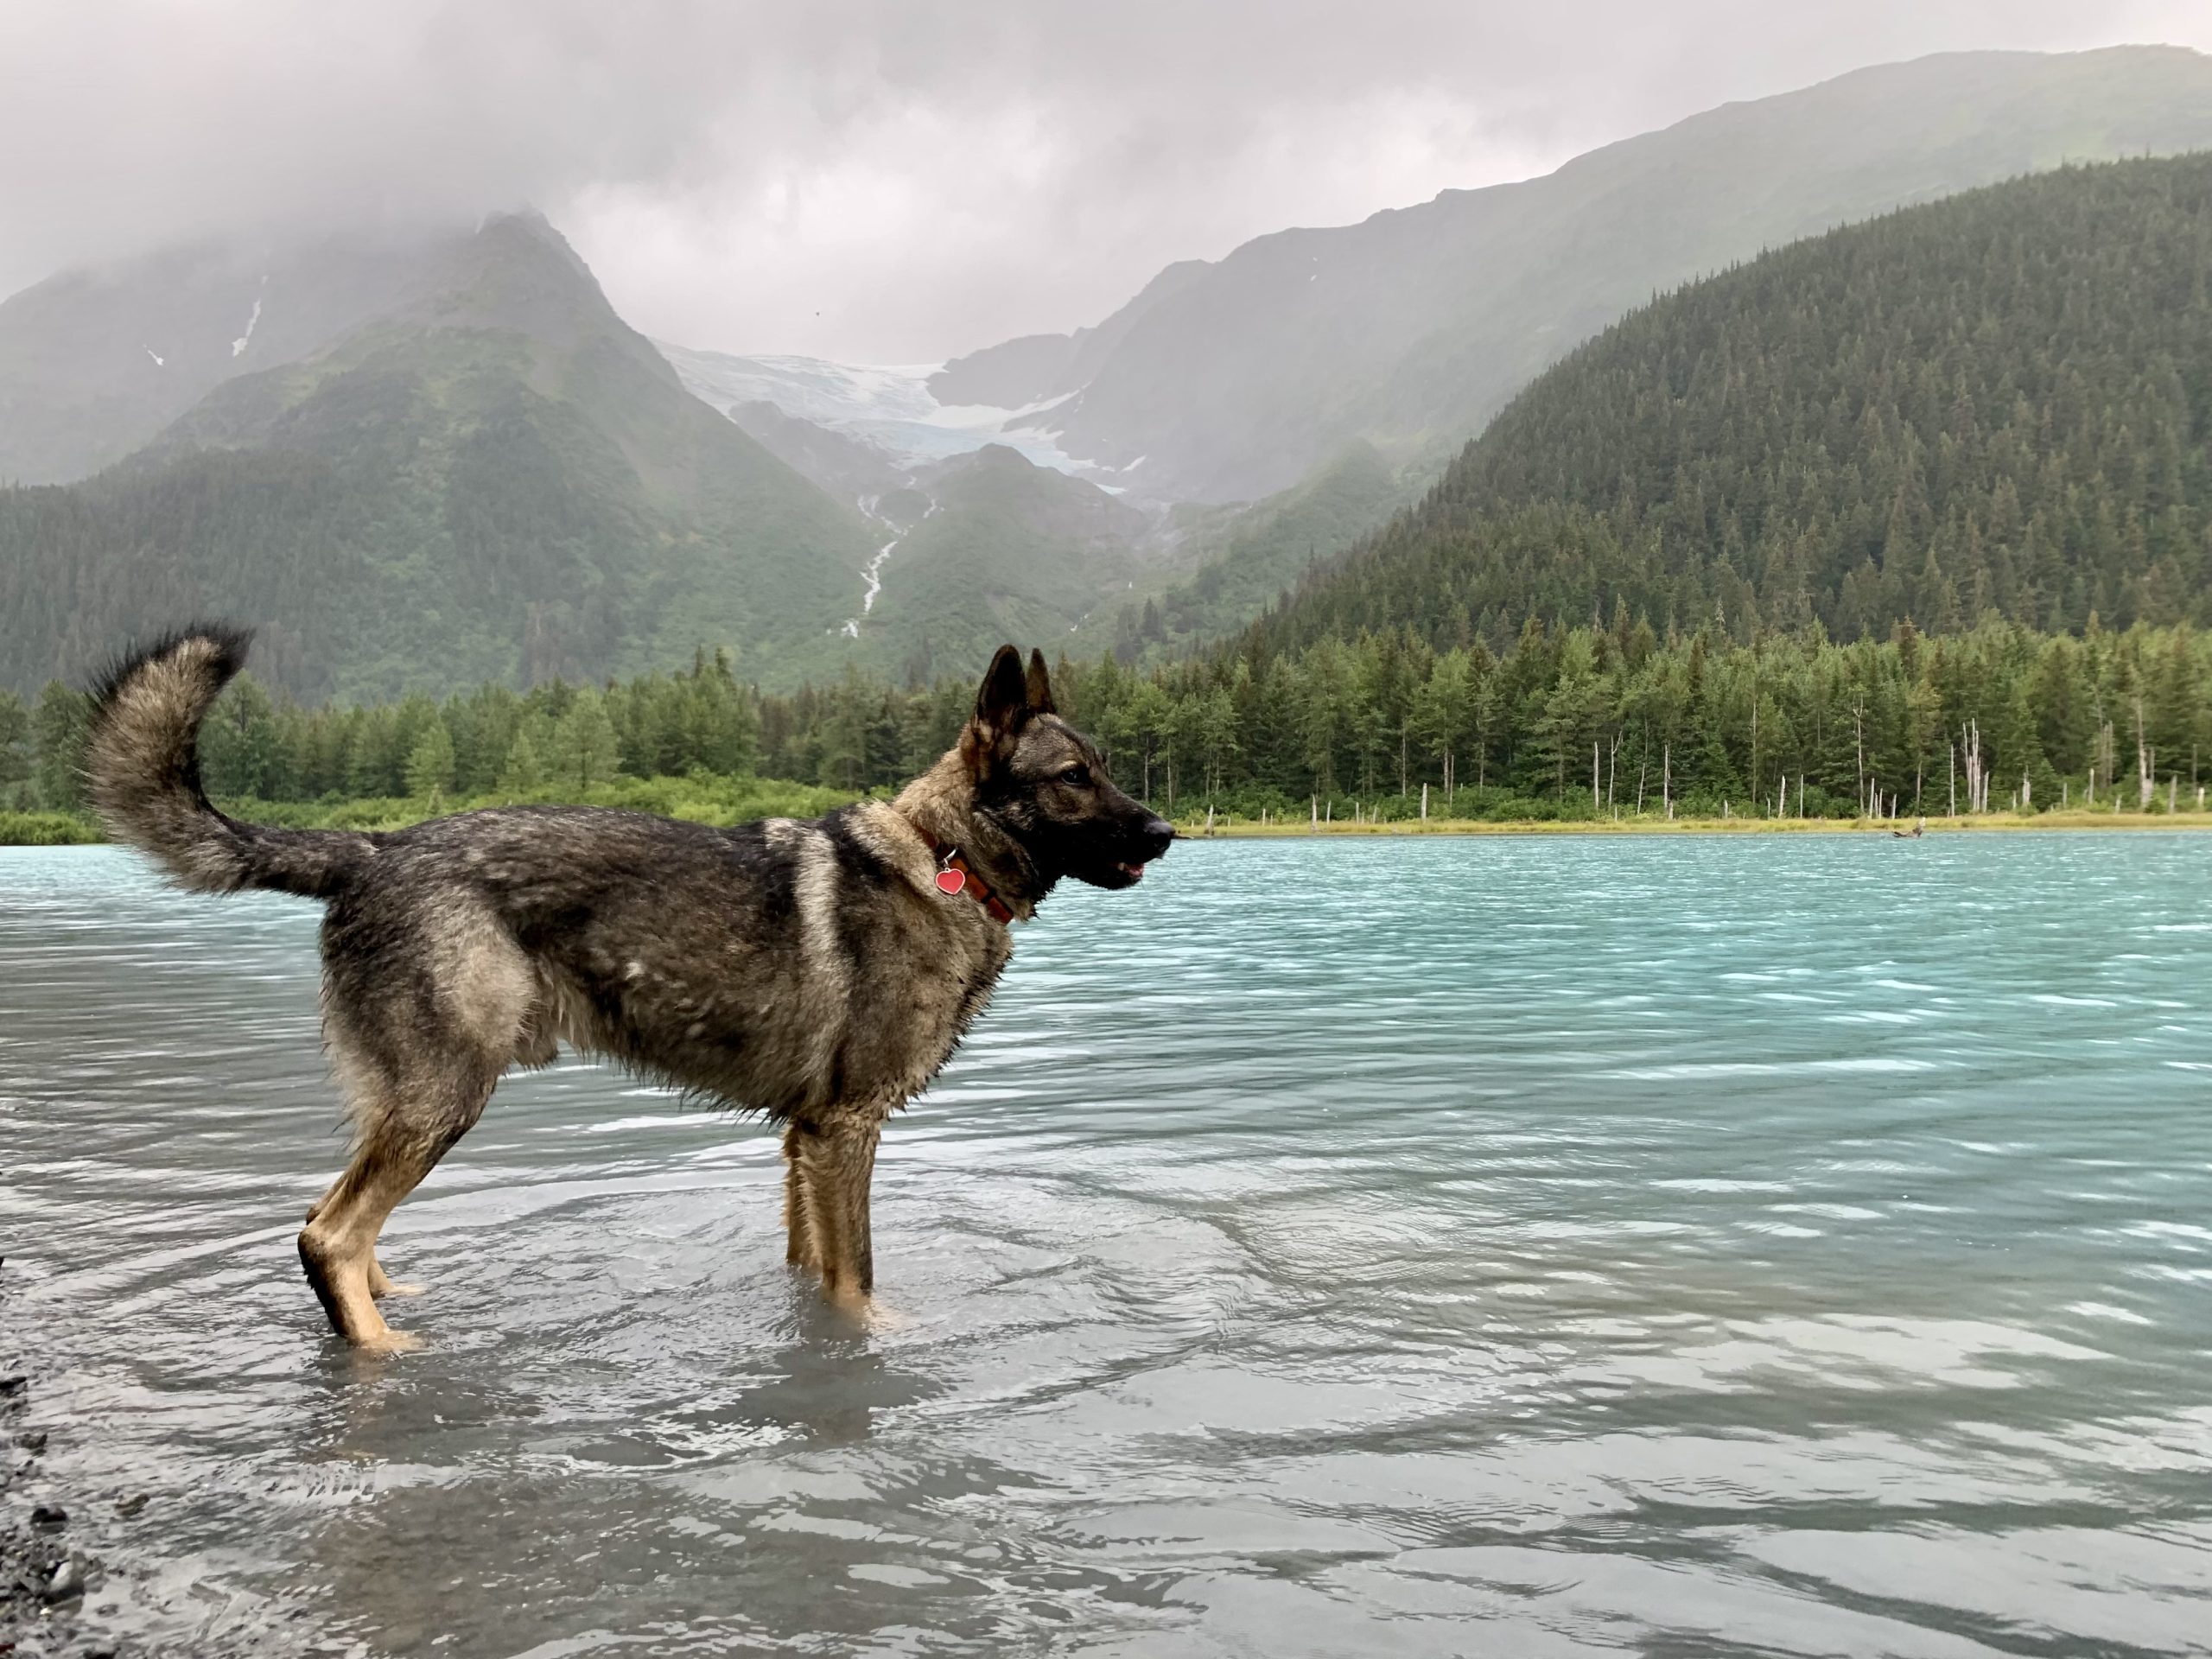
[658,344,1107,481]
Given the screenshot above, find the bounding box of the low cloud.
[4,1,2209,359]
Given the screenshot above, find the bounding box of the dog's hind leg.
[300,1058,499,1351]
[301,919,527,1351]
[782,1122,817,1268]
[303,1187,419,1299]
[788,1114,884,1306]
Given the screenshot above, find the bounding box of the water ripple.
[3,835,2210,1656]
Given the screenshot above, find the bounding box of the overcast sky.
[4,2,2209,363]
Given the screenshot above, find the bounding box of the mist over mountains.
[944,45,2212,505]
[3,45,2210,702]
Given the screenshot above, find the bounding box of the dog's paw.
[355,1328,425,1356]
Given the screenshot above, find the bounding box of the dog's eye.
[1058,765,1091,787]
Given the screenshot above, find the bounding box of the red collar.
[932,843,1015,926]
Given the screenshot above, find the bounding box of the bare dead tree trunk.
[1750,694,1759,809]
[2137,698,2154,811]
[1961,721,1986,815]
[1854,699,1866,818]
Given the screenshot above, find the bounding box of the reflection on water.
[3,834,2210,1656]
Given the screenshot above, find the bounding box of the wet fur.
[85,630,1171,1351]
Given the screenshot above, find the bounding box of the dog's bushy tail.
[85,625,375,899]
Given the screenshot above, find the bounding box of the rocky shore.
[0,1368,115,1659]
[0,1338,339,1657]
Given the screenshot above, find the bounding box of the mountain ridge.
[946,45,2212,504]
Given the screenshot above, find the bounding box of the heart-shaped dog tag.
[935,868,966,896]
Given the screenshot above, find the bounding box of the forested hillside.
[1072,441,1411,665]
[0,216,878,702]
[1251,155,2212,661]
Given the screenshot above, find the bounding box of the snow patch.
[231,288,264,358]
[660,345,1115,483]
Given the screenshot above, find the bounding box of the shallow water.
[3,834,2211,1657]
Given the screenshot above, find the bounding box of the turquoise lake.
[3,833,2209,1656]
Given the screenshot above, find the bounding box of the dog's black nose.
[1141,818,1175,857]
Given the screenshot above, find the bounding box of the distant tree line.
[9,618,2209,824]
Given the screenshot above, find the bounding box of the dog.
[85,629,1173,1352]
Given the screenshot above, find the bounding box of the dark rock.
[114,1495,148,1519]
[16,1429,47,1454]
[0,1374,26,1398]
[30,1503,67,1529]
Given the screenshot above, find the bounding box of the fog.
[5,0,2209,360]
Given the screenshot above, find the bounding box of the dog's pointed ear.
[976,644,1030,734]
[1025,649,1057,716]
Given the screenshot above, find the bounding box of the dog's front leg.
[785,1114,882,1305]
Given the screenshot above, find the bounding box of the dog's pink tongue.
[1121,862,1144,881]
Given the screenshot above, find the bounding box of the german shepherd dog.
[86,629,1173,1352]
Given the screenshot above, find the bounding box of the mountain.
[720,397,911,507]
[944,47,2212,505]
[922,260,1210,410]
[1239,152,2212,664]
[0,226,480,486]
[0,215,880,700]
[855,443,1152,683]
[1070,441,1408,662]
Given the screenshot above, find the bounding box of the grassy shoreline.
[1172,810,2212,837]
[15,801,2212,849]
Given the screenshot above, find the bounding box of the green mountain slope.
[1244,153,2212,662]
[1070,441,1410,663]
[0,216,878,700]
[856,444,1150,683]
[951,47,2212,505]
